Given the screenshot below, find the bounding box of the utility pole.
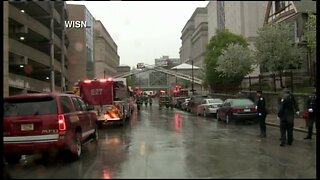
[175,67,178,84]
[60,2,65,93]
[50,2,55,92]
[191,59,194,95]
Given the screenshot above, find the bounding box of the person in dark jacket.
[277,88,299,146]
[304,87,317,139]
[256,90,268,138]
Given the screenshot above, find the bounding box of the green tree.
[255,23,302,88]
[216,43,255,80]
[205,29,248,92]
[304,11,316,52]
[304,12,316,84]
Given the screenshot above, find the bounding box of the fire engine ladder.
[114,67,203,85]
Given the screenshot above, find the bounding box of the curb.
[266,122,316,135]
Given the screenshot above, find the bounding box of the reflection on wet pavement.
[6,102,316,179]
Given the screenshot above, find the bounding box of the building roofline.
[95,20,118,49]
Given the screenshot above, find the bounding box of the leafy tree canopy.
[205,29,248,92]
[255,23,302,73]
[216,43,255,79]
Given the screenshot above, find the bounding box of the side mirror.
[87,105,94,111]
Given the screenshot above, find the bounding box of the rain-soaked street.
[6,102,316,179]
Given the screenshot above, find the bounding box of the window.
[60,96,73,113]
[275,1,286,13]
[71,97,82,111]
[4,96,57,116]
[231,99,254,106]
[77,98,88,111]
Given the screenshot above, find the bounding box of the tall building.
[4,1,69,96]
[180,7,208,69]
[208,1,266,50]
[94,20,120,79]
[116,65,131,76]
[154,55,180,69]
[207,1,267,77]
[66,4,95,88]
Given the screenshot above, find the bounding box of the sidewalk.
[265,114,316,135]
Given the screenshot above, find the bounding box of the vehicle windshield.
[207,99,223,104]
[231,99,254,106]
[4,97,57,116]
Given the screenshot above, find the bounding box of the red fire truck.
[74,78,133,127]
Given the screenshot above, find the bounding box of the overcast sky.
[66,1,209,68]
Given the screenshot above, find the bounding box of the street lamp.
[191,58,194,95]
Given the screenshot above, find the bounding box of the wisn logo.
[64,21,91,29]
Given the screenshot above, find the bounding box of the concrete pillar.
[50,2,55,92]
[3,2,9,97]
[61,3,66,92]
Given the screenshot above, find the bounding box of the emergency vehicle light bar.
[84,80,92,83]
[99,79,107,83]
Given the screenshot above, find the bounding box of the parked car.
[187,95,209,114]
[175,97,189,109]
[196,98,223,117]
[3,93,98,164]
[181,98,190,111]
[216,98,258,124]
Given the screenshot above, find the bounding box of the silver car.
[196,98,223,117]
[181,98,190,111]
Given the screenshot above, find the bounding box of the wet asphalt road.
[6,102,316,179]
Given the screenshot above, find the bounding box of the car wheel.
[226,114,230,124]
[5,154,21,165]
[217,113,221,121]
[68,132,82,160]
[97,121,103,129]
[93,127,99,142]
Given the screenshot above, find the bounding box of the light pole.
[191,58,194,95]
[49,2,55,92]
[175,67,178,84]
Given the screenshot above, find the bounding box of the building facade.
[94,20,120,79]
[180,7,208,69]
[116,65,131,76]
[207,1,266,50]
[4,1,69,97]
[207,1,267,79]
[66,4,95,89]
[154,55,180,69]
[264,0,316,85]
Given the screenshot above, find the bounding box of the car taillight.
[232,108,243,113]
[209,105,213,108]
[58,114,66,131]
[251,108,257,112]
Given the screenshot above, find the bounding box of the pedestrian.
[256,90,268,138]
[304,87,317,140]
[277,88,300,146]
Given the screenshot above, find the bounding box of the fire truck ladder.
[114,66,203,85]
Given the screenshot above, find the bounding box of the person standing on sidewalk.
[304,87,317,140]
[256,90,268,138]
[277,88,299,146]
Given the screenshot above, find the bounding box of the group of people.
[256,87,317,147]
